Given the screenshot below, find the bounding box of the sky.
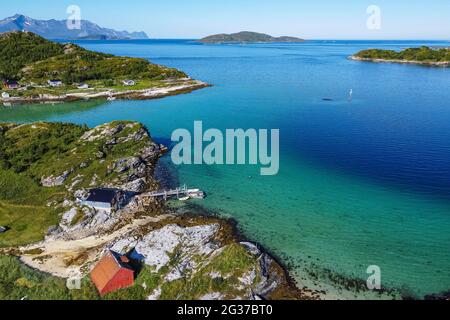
[1,0,449,39]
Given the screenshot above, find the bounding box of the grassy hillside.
[0,121,155,247]
[0,31,186,83]
[0,122,84,246]
[0,121,303,301]
[354,46,450,63]
[0,242,269,300]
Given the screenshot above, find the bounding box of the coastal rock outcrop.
[10,120,303,300]
[41,169,74,187]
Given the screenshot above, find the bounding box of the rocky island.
[0,31,209,104]
[199,31,304,44]
[0,121,311,300]
[350,46,450,67]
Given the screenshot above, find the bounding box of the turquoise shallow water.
[1,40,450,298]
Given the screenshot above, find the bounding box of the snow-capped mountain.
[0,14,149,40]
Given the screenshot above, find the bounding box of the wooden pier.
[141,185,205,201]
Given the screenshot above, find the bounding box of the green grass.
[355,46,450,63]
[0,254,166,300]
[205,243,256,275]
[1,31,187,83]
[0,120,267,300]
[0,255,166,300]
[159,244,258,300]
[0,121,154,248]
[3,78,182,100]
[0,170,64,247]
[102,266,165,300]
[0,202,60,247]
[0,243,260,300]
[0,255,100,300]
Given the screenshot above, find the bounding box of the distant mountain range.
[199,31,304,44]
[0,14,149,40]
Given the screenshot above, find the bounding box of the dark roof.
[85,188,120,203]
[110,251,134,270]
[3,80,19,85]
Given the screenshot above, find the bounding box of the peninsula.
[199,31,304,44]
[350,46,450,67]
[0,32,209,104]
[0,121,311,300]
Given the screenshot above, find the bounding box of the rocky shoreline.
[2,121,447,300]
[349,55,450,67]
[1,120,311,300]
[0,80,211,105]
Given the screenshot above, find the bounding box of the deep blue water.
[2,40,450,298]
[70,39,450,198]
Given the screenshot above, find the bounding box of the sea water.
[1,40,450,298]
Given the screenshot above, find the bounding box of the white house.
[77,83,90,89]
[79,188,128,213]
[48,79,63,87]
[1,92,10,99]
[122,80,136,86]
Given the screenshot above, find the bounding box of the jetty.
[140,185,205,201]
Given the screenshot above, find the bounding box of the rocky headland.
[0,121,310,300]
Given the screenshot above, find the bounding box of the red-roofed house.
[90,251,135,296]
[3,80,19,89]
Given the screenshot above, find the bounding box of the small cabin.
[48,79,63,87]
[3,80,19,90]
[90,251,135,296]
[122,80,136,86]
[79,188,127,213]
[77,83,89,89]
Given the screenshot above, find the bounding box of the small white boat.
[179,196,190,201]
[107,96,116,101]
[189,191,206,199]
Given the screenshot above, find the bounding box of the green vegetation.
[0,32,63,81]
[97,243,259,300]
[0,121,153,247]
[0,122,86,174]
[354,46,450,64]
[199,31,304,44]
[0,254,164,300]
[0,242,260,300]
[159,243,258,300]
[0,31,186,82]
[0,122,84,247]
[0,255,100,300]
[0,31,188,98]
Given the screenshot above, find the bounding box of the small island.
[350,46,450,67]
[0,31,209,103]
[199,31,304,44]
